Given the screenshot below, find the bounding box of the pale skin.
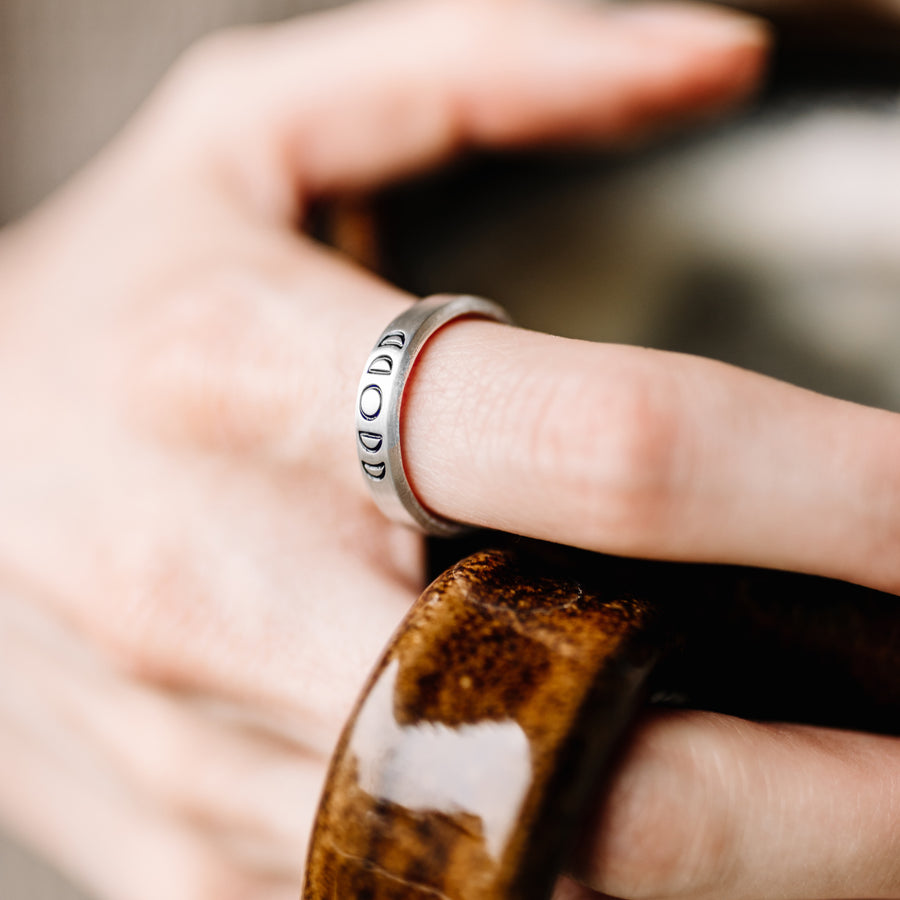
[0,1,897,898]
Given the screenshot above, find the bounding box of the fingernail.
[607,1,770,46]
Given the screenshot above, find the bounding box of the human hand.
[5,1,893,897]
[0,2,770,898]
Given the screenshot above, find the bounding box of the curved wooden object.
[303,544,900,899]
[303,548,664,899]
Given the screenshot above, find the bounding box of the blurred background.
[3,0,900,896]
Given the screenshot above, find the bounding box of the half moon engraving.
[379,331,406,350]
[359,385,382,421]
[367,355,394,376]
[358,431,383,453]
[362,461,386,480]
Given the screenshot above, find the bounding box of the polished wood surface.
[304,543,900,899]
[303,548,666,900]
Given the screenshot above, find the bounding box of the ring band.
[356,294,513,536]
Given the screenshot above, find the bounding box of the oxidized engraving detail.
[368,355,394,376]
[358,431,383,453]
[354,296,510,536]
[379,331,406,350]
[359,385,383,421]
[362,461,386,480]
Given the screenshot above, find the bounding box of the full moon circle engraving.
[360,385,383,421]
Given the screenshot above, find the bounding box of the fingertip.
[609,2,772,131]
[607,2,771,49]
[456,0,772,150]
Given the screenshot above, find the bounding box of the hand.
[1,1,865,899]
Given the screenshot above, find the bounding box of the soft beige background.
[0,836,85,900]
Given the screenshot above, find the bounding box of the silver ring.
[356,294,513,536]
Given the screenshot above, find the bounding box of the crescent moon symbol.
[358,431,383,453]
[362,461,386,480]
[379,331,406,350]
[367,355,393,376]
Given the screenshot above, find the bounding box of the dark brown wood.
[303,543,900,899]
[303,548,665,900]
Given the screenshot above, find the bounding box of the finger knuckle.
[173,25,264,91]
[116,599,190,690]
[583,713,740,898]
[132,267,315,460]
[155,25,269,140]
[533,358,685,552]
[88,542,215,689]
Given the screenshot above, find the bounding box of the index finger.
[403,319,900,595]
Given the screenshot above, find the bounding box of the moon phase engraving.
[379,331,406,350]
[367,355,394,376]
[362,461,386,480]
[359,385,382,421]
[358,431,383,453]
